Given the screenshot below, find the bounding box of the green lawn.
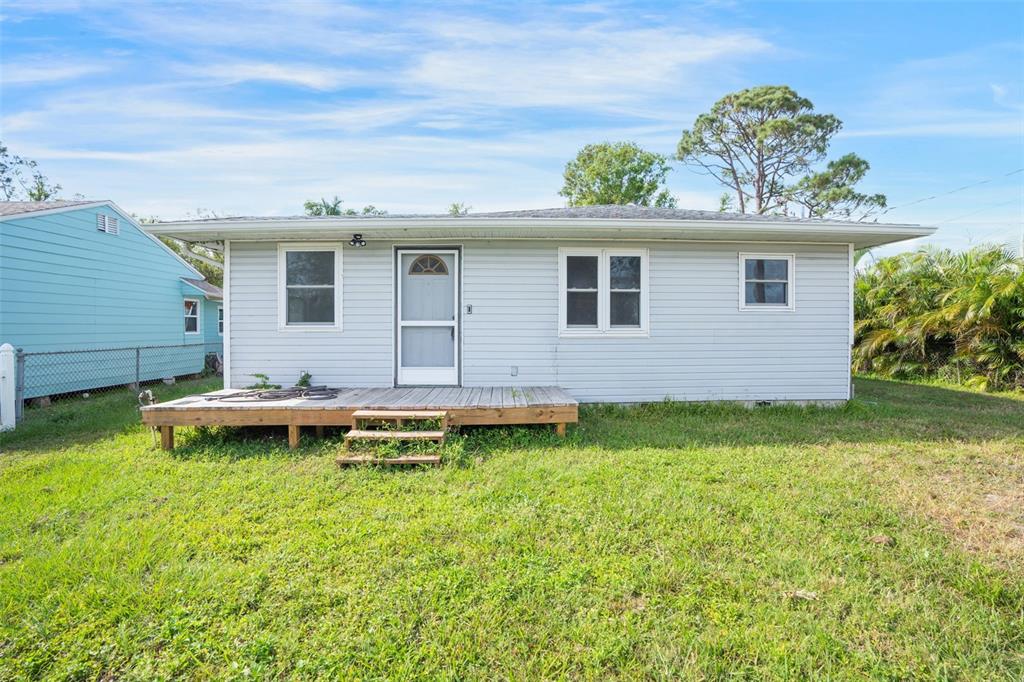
[1,379,1022,680]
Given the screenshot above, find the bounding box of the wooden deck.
[140,386,578,450]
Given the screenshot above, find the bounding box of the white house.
[147,206,933,405]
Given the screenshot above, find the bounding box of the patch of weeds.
[460,423,572,460]
[246,373,281,390]
[170,425,298,461]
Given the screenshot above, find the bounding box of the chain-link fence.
[13,342,221,420]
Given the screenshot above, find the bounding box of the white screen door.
[397,249,459,385]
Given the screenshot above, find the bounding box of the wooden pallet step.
[336,454,442,467]
[344,429,446,442]
[351,409,447,420]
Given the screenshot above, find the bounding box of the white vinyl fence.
[1,344,15,432]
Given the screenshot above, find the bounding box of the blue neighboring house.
[0,200,223,399]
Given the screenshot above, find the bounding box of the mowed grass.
[1,379,1022,679]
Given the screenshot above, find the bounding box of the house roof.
[181,277,223,300]
[0,200,103,217]
[146,204,936,249]
[174,205,919,225]
[1,199,207,279]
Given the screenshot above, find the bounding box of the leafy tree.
[677,86,882,218]
[160,237,224,287]
[133,213,224,287]
[26,174,61,201]
[788,153,886,220]
[855,246,1024,390]
[560,142,676,208]
[304,196,344,216]
[303,196,387,216]
[0,142,62,201]
[448,202,471,216]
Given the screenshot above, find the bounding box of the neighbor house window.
[278,244,342,329]
[217,306,224,335]
[740,253,794,311]
[184,298,200,334]
[559,248,649,336]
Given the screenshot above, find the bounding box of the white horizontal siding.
[461,241,850,401]
[228,241,393,388]
[228,240,851,402]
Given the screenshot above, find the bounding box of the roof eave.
[180,277,223,300]
[0,200,113,222]
[152,215,922,230]
[145,218,935,250]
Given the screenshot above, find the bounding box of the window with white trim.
[740,253,794,310]
[184,298,200,334]
[278,245,342,329]
[559,248,649,335]
[217,306,224,335]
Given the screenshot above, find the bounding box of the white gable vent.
[96,214,120,235]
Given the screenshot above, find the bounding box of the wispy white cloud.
[843,43,1024,139]
[186,62,374,91]
[104,2,395,56]
[1,60,109,85]
[403,19,772,109]
[842,119,1023,138]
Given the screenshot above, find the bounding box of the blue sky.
[1,1,1021,256]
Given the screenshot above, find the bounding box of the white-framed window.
[558,247,649,337]
[217,305,224,335]
[277,243,342,330]
[739,253,795,311]
[184,298,200,334]
[96,214,119,235]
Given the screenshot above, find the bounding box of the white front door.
[397,249,459,385]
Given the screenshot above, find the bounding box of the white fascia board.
[145,217,936,249]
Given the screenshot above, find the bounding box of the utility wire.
[934,198,1022,225]
[879,167,1024,216]
[968,224,1019,243]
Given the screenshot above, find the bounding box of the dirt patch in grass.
[860,441,1024,573]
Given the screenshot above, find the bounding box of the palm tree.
[854,245,1024,390]
[303,196,345,216]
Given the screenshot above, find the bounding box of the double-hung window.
[278,244,342,329]
[559,248,649,336]
[739,253,795,311]
[217,306,224,335]
[184,298,200,334]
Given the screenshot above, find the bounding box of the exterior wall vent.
[96,214,120,235]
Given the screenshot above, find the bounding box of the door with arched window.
[396,249,459,385]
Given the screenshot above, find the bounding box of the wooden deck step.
[344,429,446,441]
[336,454,441,467]
[351,408,448,432]
[351,409,447,420]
